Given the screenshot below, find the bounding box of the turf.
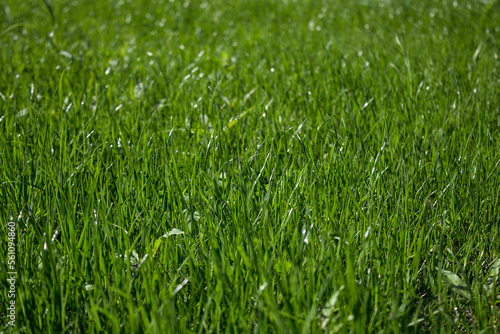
[1,0,500,332]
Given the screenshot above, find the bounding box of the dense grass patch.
[1,0,500,332]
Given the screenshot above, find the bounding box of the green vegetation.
[1,0,500,332]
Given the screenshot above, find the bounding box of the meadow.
[1,0,500,332]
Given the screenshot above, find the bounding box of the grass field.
[1,0,500,332]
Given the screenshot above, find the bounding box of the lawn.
[1,0,500,332]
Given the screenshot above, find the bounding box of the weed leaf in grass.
[487,257,500,279]
[151,228,186,255]
[321,286,344,329]
[484,257,500,296]
[17,108,28,117]
[128,250,141,266]
[274,259,292,275]
[153,238,162,255]
[441,269,471,299]
[226,109,251,131]
[163,228,184,237]
[322,286,344,318]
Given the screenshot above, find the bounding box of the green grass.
[1,0,500,332]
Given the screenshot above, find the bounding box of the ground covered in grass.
[1,0,500,332]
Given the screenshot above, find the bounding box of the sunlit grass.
[1,0,499,332]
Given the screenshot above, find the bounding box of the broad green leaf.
[153,238,162,255]
[129,251,140,266]
[163,228,184,237]
[226,109,251,131]
[17,108,28,117]
[484,257,500,296]
[115,250,140,266]
[274,260,292,275]
[487,257,500,278]
[323,286,344,317]
[441,269,471,299]
[321,286,344,330]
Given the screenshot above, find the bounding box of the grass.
[1,0,500,332]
